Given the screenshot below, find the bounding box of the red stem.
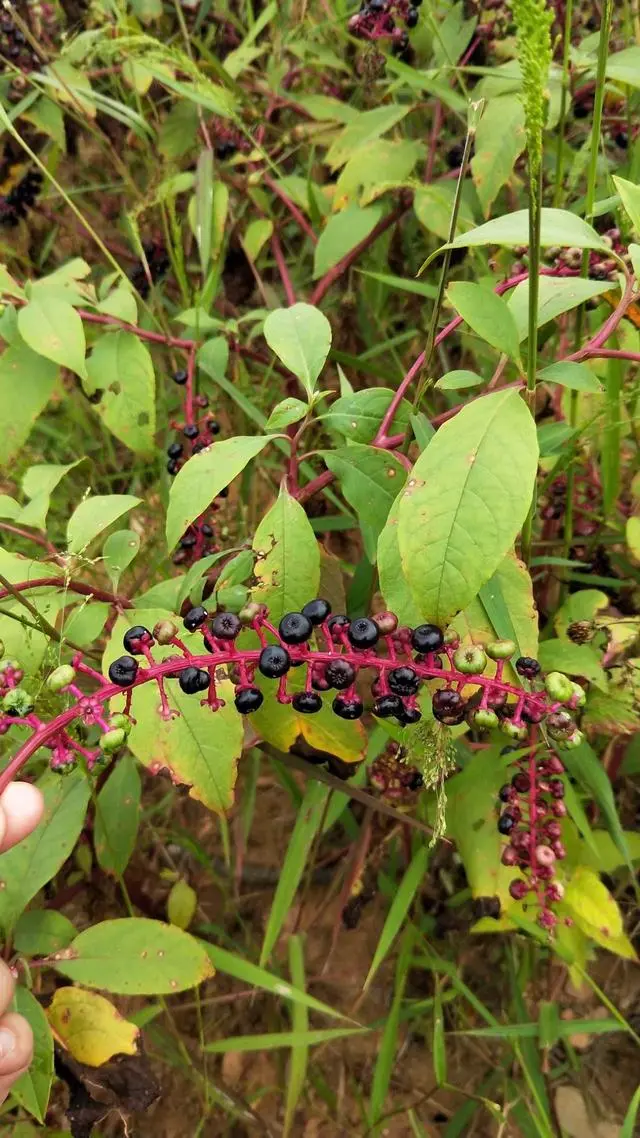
[310,201,411,306]
[0,578,131,607]
[263,174,318,245]
[271,232,296,306]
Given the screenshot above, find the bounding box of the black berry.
[406,7,418,27]
[515,657,541,679]
[347,618,379,649]
[184,605,208,631]
[498,813,516,835]
[218,487,229,498]
[301,598,331,625]
[373,694,404,719]
[499,784,514,802]
[167,460,180,475]
[173,368,188,385]
[181,534,197,549]
[211,612,241,640]
[178,667,210,695]
[398,704,422,725]
[108,656,139,687]
[235,686,264,714]
[388,666,420,696]
[292,691,322,714]
[279,612,313,645]
[207,419,221,435]
[122,625,154,654]
[333,695,364,720]
[431,688,466,725]
[324,659,356,690]
[167,442,183,459]
[259,645,291,679]
[184,424,199,440]
[411,624,444,654]
[327,615,350,640]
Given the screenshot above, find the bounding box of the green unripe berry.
[501,719,528,741]
[153,619,179,645]
[544,671,574,704]
[473,707,499,730]
[486,639,516,661]
[453,645,487,675]
[216,584,249,612]
[570,682,586,708]
[2,688,34,717]
[239,602,261,625]
[443,628,459,647]
[108,713,132,736]
[560,729,584,750]
[99,727,126,753]
[46,665,76,693]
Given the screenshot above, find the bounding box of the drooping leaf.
[94,753,141,877]
[47,987,139,1066]
[446,749,515,906]
[397,389,538,627]
[51,918,215,994]
[313,204,383,279]
[263,304,331,397]
[166,436,272,550]
[251,484,320,623]
[334,139,422,207]
[564,867,624,940]
[323,444,406,562]
[167,879,197,930]
[251,663,366,763]
[445,208,610,253]
[325,105,410,169]
[19,460,83,530]
[613,174,640,233]
[242,218,273,263]
[18,297,87,378]
[67,494,141,554]
[11,987,53,1123]
[0,770,90,935]
[447,282,522,363]
[84,332,156,454]
[0,342,58,466]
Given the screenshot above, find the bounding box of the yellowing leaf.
[47,988,139,1066]
[626,516,640,562]
[564,866,624,941]
[251,485,320,624]
[167,879,197,930]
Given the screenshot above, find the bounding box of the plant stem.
[520,160,543,568]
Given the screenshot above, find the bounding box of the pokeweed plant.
[0,0,639,1132]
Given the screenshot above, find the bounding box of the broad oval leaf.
[0,341,58,467]
[538,361,603,393]
[51,917,215,994]
[452,553,538,676]
[94,753,141,876]
[377,493,422,627]
[12,987,53,1123]
[47,987,139,1066]
[251,484,320,623]
[397,389,538,626]
[14,910,77,957]
[435,370,483,391]
[264,397,308,432]
[322,444,406,563]
[446,208,610,253]
[102,528,141,591]
[507,276,612,340]
[322,388,412,443]
[18,296,87,378]
[447,282,521,363]
[263,304,331,398]
[166,435,272,550]
[471,94,526,217]
[84,332,156,455]
[67,494,141,554]
[313,204,383,280]
[251,663,366,763]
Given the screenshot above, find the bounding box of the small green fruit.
[560,729,584,750]
[473,707,499,730]
[153,619,179,645]
[99,727,126,753]
[443,627,460,647]
[544,671,574,704]
[2,688,34,717]
[239,602,261,625]
[501,719,528,741]
[108,712,132,736]
[453,645,487,675]
[570,682,586,708]
[486,639,516,661]
[46,665,76,693]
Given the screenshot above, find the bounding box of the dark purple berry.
[211,612,241,640]
[122,625,154,654]
[292,691,322,714]
[499,784,514,802]
[259,645,291,679]
[184,424,199,440]
[301,598,331,625]
[279,612,313,645]
[411,624,444,654]
[181,534,197,549]
[515,657,541,679]
[327,615,350,640]
[167,442,183,459]
[235,686,263,714]
[108,656,139,687]
[497,812,516,835]
[202,523,214,537]
[431,688,466,725]
[324,659,356,690]
[167,460,180,475]
[173,368,188,385]
[332,695,364,720]
[405,6,418,26]
[184,605,208,631]
[207,419,220,435]
[348,618,379,649]
[512,772,530,793]
[179,667,210,695]
[388,666,420,696]
[373,694,403,719]
[398,704,422,725]
[407,770,424,790]
[192,442,206,454]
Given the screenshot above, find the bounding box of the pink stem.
[310,201,411,306]
[271,232,296,306]
[262,174,318,245]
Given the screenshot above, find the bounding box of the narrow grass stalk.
[552,0,574,208]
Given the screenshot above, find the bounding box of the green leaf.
[447,282,521,363]
[364,844,429,991]
[63,601,109,646]
[435,370,483,391]
[52,918,214,994]
[322,388,412,443]
[454,553,538,667]
[251,485,320,623]
[378,493,423,627]
[264,397,308,431]
[564,866,623,939]
[252,664,366,762]
[96,286,138,325]
[0,495,19,519]
[104,610,243,813]
[263,304,331,398]
[446,749,514,905]
[627,515,640,562]
[537,361,603,393]
[242,218,273,263]
[612,175,640,233]
[414,181,477,241]
[536,639,607,689]
[397,389,538,627]
[13,910,77,957]
[166,436,272,550]
[606,46,640,89]
[18,297,87,378]
[335,139,422,206]
[22,96,66,149]
[0,770,90,935]
[356,270,438,299]
[205,1027,366,1052]
[507,276,612,340]
[284,935,308,1137]
[11,987,53,1123]
[260,782,329,965]
[0,341,58,466]
[197,336,230,382]
[562,741,631,873]
[446,208,610,253]
[167,879,197,930]
[325,105,409,169]
[19,460,83,530]
[203,943,348,1020]
[621,1084,640,1138]
[102,529,140,591]
[322,444,406,562]
[67,494,141,554]
[84,332,156,454]
[313,204,383,279]
[94,753,141,877]
[471,95,526,217]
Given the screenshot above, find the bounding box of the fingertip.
[0,1012,33,1076]
[0,783,44,852]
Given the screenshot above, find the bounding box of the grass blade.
[621,1084,640,1138]
[283,935,308,1137]
[363,843,429,992]
[205,1027,368,1052]
[202,943,349,1020]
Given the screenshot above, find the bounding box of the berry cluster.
[369,740,423,802]
[212,120,250,161]
[512,229,628,283]
[128,241,170,299]
[0,169,43,228]
[0,13,39,77]
[166,378,225,565]
[348,0,421,57]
